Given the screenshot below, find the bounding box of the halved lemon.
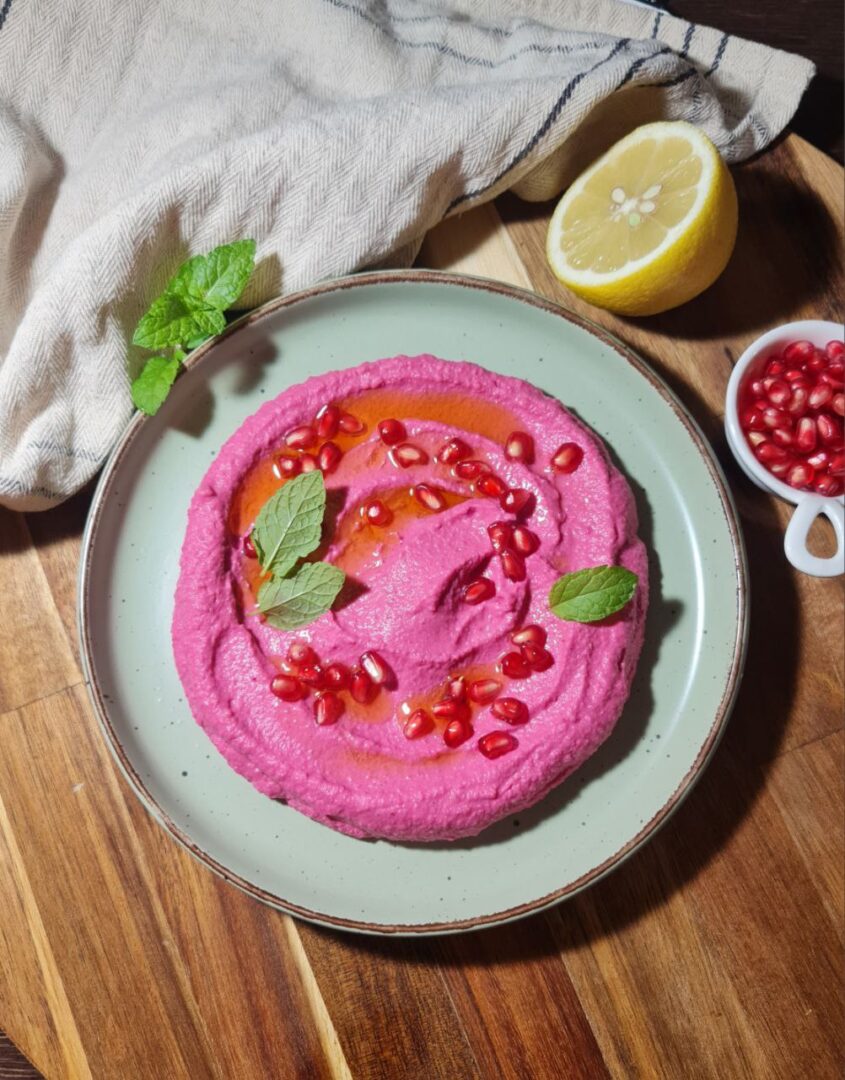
[546,121,738,316]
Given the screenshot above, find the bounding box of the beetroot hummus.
[172,356,648,841]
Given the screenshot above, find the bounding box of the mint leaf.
[167,239,256,311]
[257,562,345,630]
[252,470,326,577]
[549,565,638,623]
[130,351,184,416]
[132,292,225,350]
[185,333,212,350]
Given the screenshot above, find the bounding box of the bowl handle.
[784,496,845,577]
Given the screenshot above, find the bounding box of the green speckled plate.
[78,271,748,934]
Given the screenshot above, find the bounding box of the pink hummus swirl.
[172,355,648,841]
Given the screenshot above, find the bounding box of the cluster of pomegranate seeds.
[501,625,553,678]
[740,340,845,496]
[278,402,366,481]
[269,642,390,722]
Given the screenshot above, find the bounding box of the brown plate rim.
[78,268,749,936]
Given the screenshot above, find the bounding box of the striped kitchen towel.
[0,0,813,509]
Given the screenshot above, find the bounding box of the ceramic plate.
[79,271,748,934]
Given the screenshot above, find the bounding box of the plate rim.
[78,268,749,935]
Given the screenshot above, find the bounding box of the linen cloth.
[0,0,813,509]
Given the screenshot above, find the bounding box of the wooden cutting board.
[0,134,842,1080]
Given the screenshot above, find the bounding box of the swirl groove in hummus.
[172,355,648,841]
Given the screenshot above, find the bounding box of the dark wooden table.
[1,133,842,1079]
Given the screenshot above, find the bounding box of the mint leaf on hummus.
[252,470,327,577]
[257,562,345,631]
[549,565,638,623]
[130,352,184,415]
[167,239,257,311]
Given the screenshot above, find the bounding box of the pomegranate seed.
[551,442,583,474]
[378,418,406,445]
[288,642,319,667]
[807,449,830,470]
[761,406,790,430]
[828,452,845,476]
[324,663,351,691]
[814,473,843,498]
[500,550,526,582]
[463,577,495,605]
[765,358,785,375]
[412,484,446,512]
[437,437,472,465]
[314,691,344,726]
[468,678,502,704]
[504,431,534,464]
[488,521,514,552]
[769,458,794,478]
[362,498,393,527]
[274,454,303,479]
[448,676,467,701]
[786,462,815,490]
[826,340,845,361]
[771,428,794,448]
[491,697,529,725]
[807,350,827,372]
[300,453,319,473]
[350,667,377,704]
[783,340,815,364]
[766,380,791,406]
[741,407,766,431]
[243,533,257,558]
[787,387,809,415]
[433,698,470,720]
[795,417,817,454]
[298,665,326,689]
[443,718,473,748]
[762,376,778,395]
[784,368,805,383]
[404,709,433,739]
[756,442,790,465]
[339,412,365,434]
[315,404,340,440]
[749,379,766,398]
[475,473,508,499]
[478,731,518,759]
[818,414,842,446]
[454,459,489,480]
[511,625,546,647]
[822,370,845,389]
[833,394,845,418]
[500,488,533,515]
[746,431,768,448]
[511,526,539,555]
[360,650,391,685]
[809,383,833,409]
[285,424,317,450]
[521,643,554,671]
[388,443,429,469]
[270,674,306,702]
[318,441,343,474]
[500,651,531,679]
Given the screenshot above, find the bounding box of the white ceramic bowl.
[725,320,844,577]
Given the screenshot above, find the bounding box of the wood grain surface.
[0,134,842,1080]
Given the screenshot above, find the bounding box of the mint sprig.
[249,471,345,630]
[252,470,326,578]
[549,565,638,623]
[257,562,346,631]
[130,239,256,415]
